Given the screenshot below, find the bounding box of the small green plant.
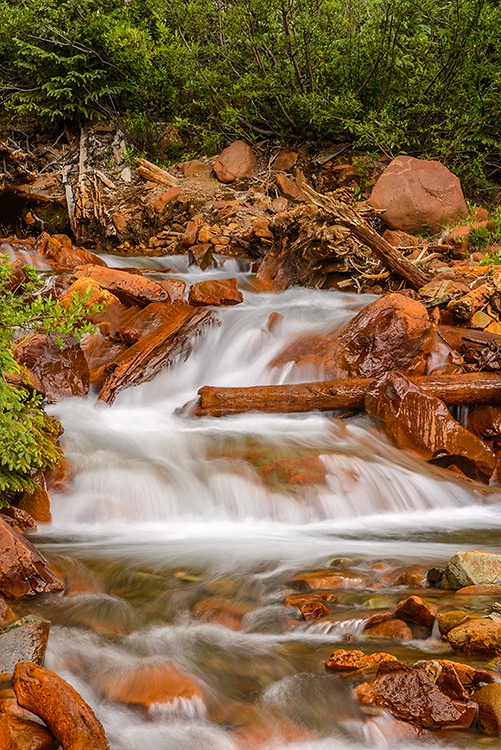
[469,225,491,251]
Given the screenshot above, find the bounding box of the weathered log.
[135,157,178,186]
[193,372,501,417]
[297,179,430,289]
[12,661,110,750]
[99,306,215,404]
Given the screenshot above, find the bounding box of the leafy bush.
[0,258,95,502]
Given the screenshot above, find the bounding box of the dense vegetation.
[0,0,499,194]
[0,260,95,501]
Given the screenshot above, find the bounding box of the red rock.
[291,568,373,590]
[160,278,187,301]
[283,592,337,607]
[275,173,307,202]
[448,221,489,250]
[354,666,475,729]
[188,278,243,306]
[0,714,57,750]
[80,333,128,388]
[437,610,476,635]
[272,150,298,171]
[34,233,106,270]
[467,406,501,440]
[365,371,497,481]
[59,277,120,314]
[0,597,16,626]
[192,597,253,630]
[394,596,437,628]
[118,302,182,345]
[188,244,214,269]
[474,683,501,735]
[298,600,330,621]
[364,619,413,641]
[325,649,398,671]
[180,159,213,178]
[447,618,501,656]
[182,218,201,247]
[12,662,110,750]
[13,334,90,402]
[457,583,501,595]
[382,229,420,247]
[367,156,468,233]
[17,470,51,523]
[73,265,169,307]
[154,186,181,213]
[95,663,203,714]
[0,518,63,599]
[272,197,288,213]
[213,141,257,183]
[271,294,434,379]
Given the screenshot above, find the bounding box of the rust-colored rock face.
[0,518,64,599]
[119,301,181,345]
[188,278,244,306]
[474,683,501,735]
[73,264,169,307]
[13,334,90,402]
[467,406,501,440]
[365,371,497,481]
[12,662,110,750]
[364,619,413,641]
[394,596,437,628]
[18,470,52,523]
[354,666,476,729]
[59,277,120,314]
[367,156,468,233]
[325,649,398,671]
[95,663,203,715]
[275,173,308,202]
[271,294,434,378]
[443,550,501,589]
[34,233,106,270]
[213,141,257,183]
[447,618,501,656]
[0,714,58,750]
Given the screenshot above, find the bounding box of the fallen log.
[12,661,110,750]
[297,179,430,290]
[193,372,501,417]
[135,157,178,186]
[99,306,215,404]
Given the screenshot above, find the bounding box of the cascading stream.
[31,256,501,750]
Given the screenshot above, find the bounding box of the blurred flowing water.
[29,255,501,749]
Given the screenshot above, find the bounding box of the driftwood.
[193,372,501,417]
[297,179,430,290]
[12,662,110,750]
[135,157,178,186]
[99,307,215,404]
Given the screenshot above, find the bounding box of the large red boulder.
[188,278,243,306]
[368,156,468,233]
[271,293,434,378]
[213,141,257,183]
[73,264,169,307]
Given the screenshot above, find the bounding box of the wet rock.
[457,583,501,595]
[291,568,374,591]
[0,516,64,598]
[443,550,501,589]
[325,649,398,671]
[364,619,413,641]
[474,683,501,735]
[394,595,437,628]
[298,600,331,621]
[73,264,169,307]
[365,371,497,481]
[0,615,50,673]
[188,243,214,269]
[59,277,120,315]
[437,610,475,636]
[34,232,106,270]
[1,506,37,534]
[92,302,140,340]
[271,294,434,378]
[80,333,128,388]
[13,334,90,402]
[384,564,430,588]
[17,470,51,523]
[0,714,57,750]
[415,660,469,701]
[213,140,257,183]
[192,596,254,630]
[12,661,110,749]
[188,277,243,306]
[160,277,187,301]
[283,592,337,607]
[467,406,501,440]
[95,663,203,716]
[118,301,182,345]
[354,665,476,729]
[367,156,468,234]
[447,618,501,656]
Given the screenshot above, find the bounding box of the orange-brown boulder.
[213,140,256,183]
[354,666,476,729]
[119,301,182,345]
[73,264,169,307]
[59,277,120,315]
[325,649,398,671]
[160,278,186,301]
[0,714,57,750]
[0,517,63,598]
[467,406,501,440]
[298,600,330,621]
[272,150,298,171]
[0,615,50,673]
[188,278,243,306]
[0,596,17,626]
[270,294,434,378]
[13,334,90,402]
[437,610,474,636]
[95,663,203,716]
[365,371,497,481]
[34,233,106,271]
[367,156,468,233]
[364,619,413,641]
[474,683,501,735]
[80,333,128,388]
[12,662,110,749]
[283,592,337,607]
[447,618,501,656]
[275,173,308,202]
[394,595,437,628]
[17,470,51,523]
[291,568,373,591]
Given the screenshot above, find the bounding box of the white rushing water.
[36,257,501,750]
